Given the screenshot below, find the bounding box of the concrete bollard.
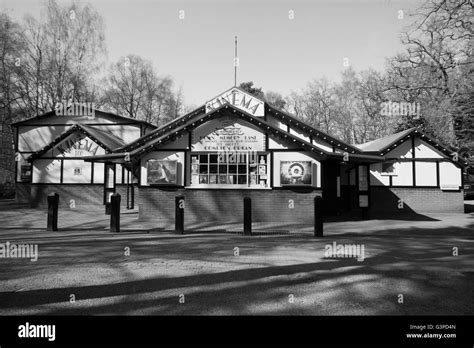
[47,192,59,231]
[110,193,121,232]
[175,196,184,234]
[314,196,323,237]
[243,197,252,236]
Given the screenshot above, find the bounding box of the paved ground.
[0,206,473,315]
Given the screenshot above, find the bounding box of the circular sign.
[288,163,305,179]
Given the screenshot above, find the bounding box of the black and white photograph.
[0,0,473,346]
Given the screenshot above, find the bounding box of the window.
[381,162,397,176]
[190,152,268,187]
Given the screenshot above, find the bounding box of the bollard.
[47,192,59,231]
[110,193,121,232]
[243,197,252,236]
[314,196,323,237]
[175,196,184,234]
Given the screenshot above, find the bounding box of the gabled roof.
[27,123,126,161]
[265,103,362,154]
[117,105,206,153]
[356,127,467,165]
[84,103,385,164]
[356,128,416,153]
[11,107,157,128]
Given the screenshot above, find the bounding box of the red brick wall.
[370,187,464,213]
[138,187,323,224]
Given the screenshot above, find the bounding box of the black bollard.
[243,197,252,236]
[47,192,59,231]
[314,196,323,237]
[110,193,121,232]
[175,196,184,234]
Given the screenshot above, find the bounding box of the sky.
[2,0,424,107]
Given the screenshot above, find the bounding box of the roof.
[27,123,126,161]
[117,105,206,153]
[11,106,157,129]
[356,128,416,153]
[265,104,362,154]
[84,103,385,164]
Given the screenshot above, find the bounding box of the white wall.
[94,163,105,184]
[140,151,185,186]
[439,161,461,188]
[391,162,413,186]
[272,151,320,188]
[19,125,71,152]
[32,159,61,183]
[415,162,437,186]
[62,160,92,183]
[414,138,444,158]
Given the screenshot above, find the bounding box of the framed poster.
[20,165,32,182]
[147,160,177,185]
[280,161,313,185]
[359,194,369,208]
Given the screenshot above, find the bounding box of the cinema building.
[13,87,465,224]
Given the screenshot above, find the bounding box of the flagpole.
[234,36,238,87]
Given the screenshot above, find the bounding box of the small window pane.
[210,164,218,174]
[200,154,208,164]
[238,165,247,174]
[229,165,237,174]
[238,175,247,184]
[209,154,218,163]
[199,165,208,174]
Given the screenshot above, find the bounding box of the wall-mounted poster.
[280,161,312,185]
[20,165,32,182]
[147,160,177,185]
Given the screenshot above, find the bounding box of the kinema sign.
[205,87,264,116]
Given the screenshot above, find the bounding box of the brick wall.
[17,183,137,209]
[138,187,323,224]
[370,187,464,213]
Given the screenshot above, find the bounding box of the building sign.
[205,87,264,116]
[55,133,101,157]
[280,161,313,185]
[147,160,178,185]
[191,117,265,152]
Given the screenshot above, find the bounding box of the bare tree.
[101,54,182,126]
